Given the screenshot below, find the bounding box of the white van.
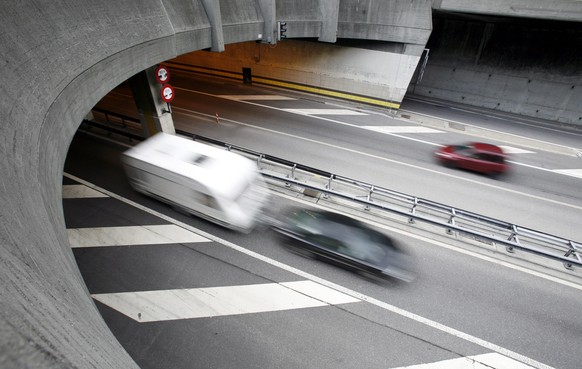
[121,133,269,232]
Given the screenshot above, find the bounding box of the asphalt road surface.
[64,73,582,368]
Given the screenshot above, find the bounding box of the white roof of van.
[123,133,257,199]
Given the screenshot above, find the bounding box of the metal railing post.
[409,197,418,224]
[506,225,520,253]
[447,208,457,235]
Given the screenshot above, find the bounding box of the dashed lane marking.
[499,146,535,154]
[553,169,582,179]
[92,280,360,322]
[183,89,569,167]
[68,224,209,248]
[363,125,443,134]
[64,172,557,369]
[390,352,537,369]
[282,108,368,115]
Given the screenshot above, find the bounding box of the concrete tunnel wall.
[171,40,424,108]
[411,12,582,126]
[1,1,211,367]
[0,0,432,367]
[173,0,432,108]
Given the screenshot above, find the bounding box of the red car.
[435,142,509,176]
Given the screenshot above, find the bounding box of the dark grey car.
[272,207,414,282]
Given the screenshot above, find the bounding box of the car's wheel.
[444,159,457,169]
[488,171,505,180]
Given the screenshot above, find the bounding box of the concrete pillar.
[257,0,276,44]
[129,66,176,137]
[201,0,225,52]
[319,0,339,43]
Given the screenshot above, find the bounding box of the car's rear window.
[335,226,392,262]
[290,210,395,263]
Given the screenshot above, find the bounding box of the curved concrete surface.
[1,1,428,367]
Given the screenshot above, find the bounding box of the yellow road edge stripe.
[167,63,401,109]
[253,77,401,109]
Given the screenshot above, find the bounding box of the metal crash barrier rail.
[79,117,582,273]
[174,129,582,273]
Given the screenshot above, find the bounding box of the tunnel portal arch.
[0,0,434,367]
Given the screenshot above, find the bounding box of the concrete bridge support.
[130,66,176,137]
[0,1,433,367]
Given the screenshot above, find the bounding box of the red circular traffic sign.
[160,84,175,103]
[155,65,170,84]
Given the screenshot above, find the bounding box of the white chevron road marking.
[63,184,109,198]
[390,352,537,369]
[92,280,360,322]
[68,224,209,248]
[63,173,559,369]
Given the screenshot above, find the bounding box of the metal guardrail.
[81,115,582,271]
[91,107,143,132]
[174,130,582,271]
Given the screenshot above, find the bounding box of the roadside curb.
[397,109,582,158]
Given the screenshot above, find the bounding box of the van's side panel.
[123,156,227,224]
[121,133,268,232]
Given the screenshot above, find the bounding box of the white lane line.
[401,101,581,154]
[184,88,578,167]
[62,184,108,198]
[357,129,537,156]
[390,352,537,369]
[363,126,444,134]
[64,172,556,369]
[282,108,368,115]
[180,106,582,203]
[274,97,580,177]
[181,88,569,170]
[553,169,582,179]
[499,146,535,154]
[218,95,297,101]
[511,162,582,181]
[67,224,209,248]
[176,87,447,148]
[271,189,582,292]
[92,280,359,322]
